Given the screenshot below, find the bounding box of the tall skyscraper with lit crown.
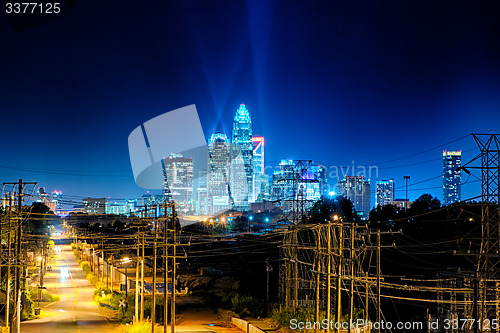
[231,104,253,211]
[443,150,461,206]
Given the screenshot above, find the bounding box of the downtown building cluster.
[72,106,463,220]
[374,150,462,210]
[200,104,329,215]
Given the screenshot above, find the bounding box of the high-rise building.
[310,165,328,197]
[231,104,253,211]
[252,136,265,202]
[207,132,232,214]
[337,176,371,219]
[272,159,295,204]
[376,179,395,207]
[162,153,194,214]
[196,170,208,215]
[443,150,462,206]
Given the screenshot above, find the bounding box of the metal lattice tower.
[462,134,500,330]
[475,134,500,328]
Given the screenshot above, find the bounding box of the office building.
[196,170,208,215]
[207,132,232,214]
[443,150,462,206]
[231,104,253,210]
[310,165,328,197]
[162,153,194,214]
[337,176,371,218]
[272,159,295,204]
[376,179,395,207]
[252,136,265,202]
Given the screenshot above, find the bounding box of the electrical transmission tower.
[461,134,500,331]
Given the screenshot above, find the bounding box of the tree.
[369,204,401,229]
[407,194,441,216]
[307,195,359,223]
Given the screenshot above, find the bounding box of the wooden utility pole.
[5,197,12,329]
[110,255,114,296]
[365,271,369,322]
[293,229,298,309]
[376,229,381,333]
[349,223,354,333]
[11,179,36,333]
[164,213,169,328]
[135,227,140,323]
[335,223,343,330]
[315,227,321,323]
[170,205,177,333]
[141,226,145,321]
[326,222,332,333]
[14,180,23,333]
[151,211,157,333]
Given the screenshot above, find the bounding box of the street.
[20,238,116,333]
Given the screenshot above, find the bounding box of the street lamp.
[403,176,410,211]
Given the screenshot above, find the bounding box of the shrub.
[124,321,163,333]
[80,261,91,275]
[230,294,266,318]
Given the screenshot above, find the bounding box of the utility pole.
[326,221,332,333]
[110,255,114,296]
[315,227,321,323]
[5,196,12,329]
[151,210,157,333]
[376,229,381,333]
[14,180,23,333]
[348,223,354,333]
[335,223,343,330]
[171,204,177,333]
[135,226,140,323]
[141,225,145,321]
[365,271,369,323]
[266,257,271,305]
[164,211,169,328]
[293,229,299,309]
[403,176,410,211]
[2,179,37,333]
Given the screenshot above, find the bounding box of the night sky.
[1,0,500,207]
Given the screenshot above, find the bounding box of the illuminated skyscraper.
[231,104,253,211]
[443,150,461,206]
[252,136,265,202]
[162,153,194,214]
[337,176,371,219]
[310,165,328,197]
[207,132,232,214]
[376,179,395,207]
[272,159,295,204]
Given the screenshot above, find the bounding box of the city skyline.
[1,1,499,208]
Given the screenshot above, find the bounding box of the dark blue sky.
[1,0,500,206]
